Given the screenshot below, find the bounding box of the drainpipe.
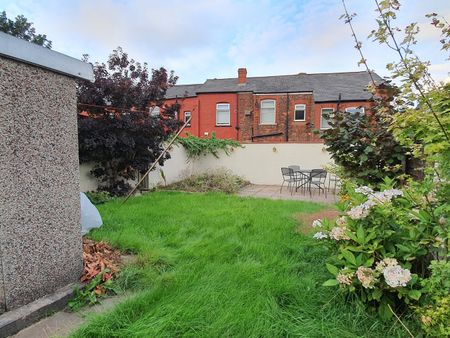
[337,93,342,112]
[285,93,289,142]
[236,97,239,141]
[197,98,201,137]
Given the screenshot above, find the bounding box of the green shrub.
[415,261,450,337]
[163,170,249,194]
[85,191,113,205]
[312,177,448,319]
[176,133,243,159]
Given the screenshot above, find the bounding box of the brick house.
[164,68,383,143]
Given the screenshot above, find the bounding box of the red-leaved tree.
[77,47,180,196]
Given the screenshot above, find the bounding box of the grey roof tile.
[165,71,384,102]
[165,83,203,99]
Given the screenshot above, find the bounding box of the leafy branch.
[176,133,243,160]
[340,0,377,88]
[371,0,449,141]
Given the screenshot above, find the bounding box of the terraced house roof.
[165,71,383,102]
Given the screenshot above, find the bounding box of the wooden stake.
[122,117,191,204]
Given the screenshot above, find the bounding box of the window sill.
[293,119,306,122]
[215,124,231,127]
[259,123,277,126]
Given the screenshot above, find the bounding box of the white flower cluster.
[376,258,411,288]
[347,202,373,220]
[313,231,328,239]
[329,226,350,240]
[347,188,403,220]
[356,266,377,289]
[336,270,353,286]
[312,219,323,228]
[335,216,347,227]
[370,189,403,205]
[355,186,374,195]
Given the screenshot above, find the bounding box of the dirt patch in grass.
[296,208,340,234]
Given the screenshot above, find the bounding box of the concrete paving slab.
[238,185,338,204]
[10,295,128,338]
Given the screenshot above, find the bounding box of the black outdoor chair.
[328,174,341,194]
[309,169,327,196]
[280,167,301,195]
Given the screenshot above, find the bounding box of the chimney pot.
[238,68,247,84]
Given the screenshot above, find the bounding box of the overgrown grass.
[162,170,249,194]
[72,192,410,337]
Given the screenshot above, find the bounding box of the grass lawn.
[72,191,408,338]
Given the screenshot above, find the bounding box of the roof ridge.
[171,83,204,87]
[306,70,370,75]
[203,70,373,82]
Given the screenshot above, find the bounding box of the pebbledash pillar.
[0,31,93,334]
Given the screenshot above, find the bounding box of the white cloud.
[1,0,449,83]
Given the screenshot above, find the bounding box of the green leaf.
[326,263,339,276]
[378,300,393,320]
[408,290,421,300]
[357,226,365,243]
[372,288,382,301]
[322,279,339,287]
[341,250,357,266]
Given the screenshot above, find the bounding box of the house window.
[149,106,160,117]
[184,111,191,126]
[345,107,365,115]
[260,99,276,124]
[320,108,334,129]
[216,103,230,126]
[294,104,306,121]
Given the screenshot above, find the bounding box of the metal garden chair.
[309,169,327,196]
[280,167,301,194]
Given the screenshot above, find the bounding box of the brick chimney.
[238,68,247,84]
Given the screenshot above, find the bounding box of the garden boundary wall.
[80,143,333,191]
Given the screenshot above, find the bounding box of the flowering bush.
[314,178,448,319]
[415,261,450,337]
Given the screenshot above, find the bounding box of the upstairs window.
[320,108,334,129]
[294,104,306,121]
[149,106,160,117]
[260,99,276,124]
[184,111,191,126]
[216,103,230,126]
[345,107,365,115]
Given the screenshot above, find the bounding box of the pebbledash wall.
[80,143,333,192]
[0,32,93,315]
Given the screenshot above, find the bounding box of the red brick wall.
[165,97,200,137]
[166,94,373,143]
[197,93,238,139]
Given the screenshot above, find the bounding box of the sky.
[1,0,449,84]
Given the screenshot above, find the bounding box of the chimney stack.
[238,68,247,84]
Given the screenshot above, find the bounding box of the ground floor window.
[184,111,191,126]
[320,108,334,129]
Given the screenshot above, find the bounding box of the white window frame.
[260,99,276,125]
[320,108,334,130]
[216,103,231,126]
[149,106,161,117]
[345,107,365,115]
[294,104,306,121]
[184,111,191,126]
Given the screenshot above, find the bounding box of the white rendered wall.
[79,143,332,191]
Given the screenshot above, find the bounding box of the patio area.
[237,184,338,204]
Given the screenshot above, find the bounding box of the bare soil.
[295,208,340,234]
